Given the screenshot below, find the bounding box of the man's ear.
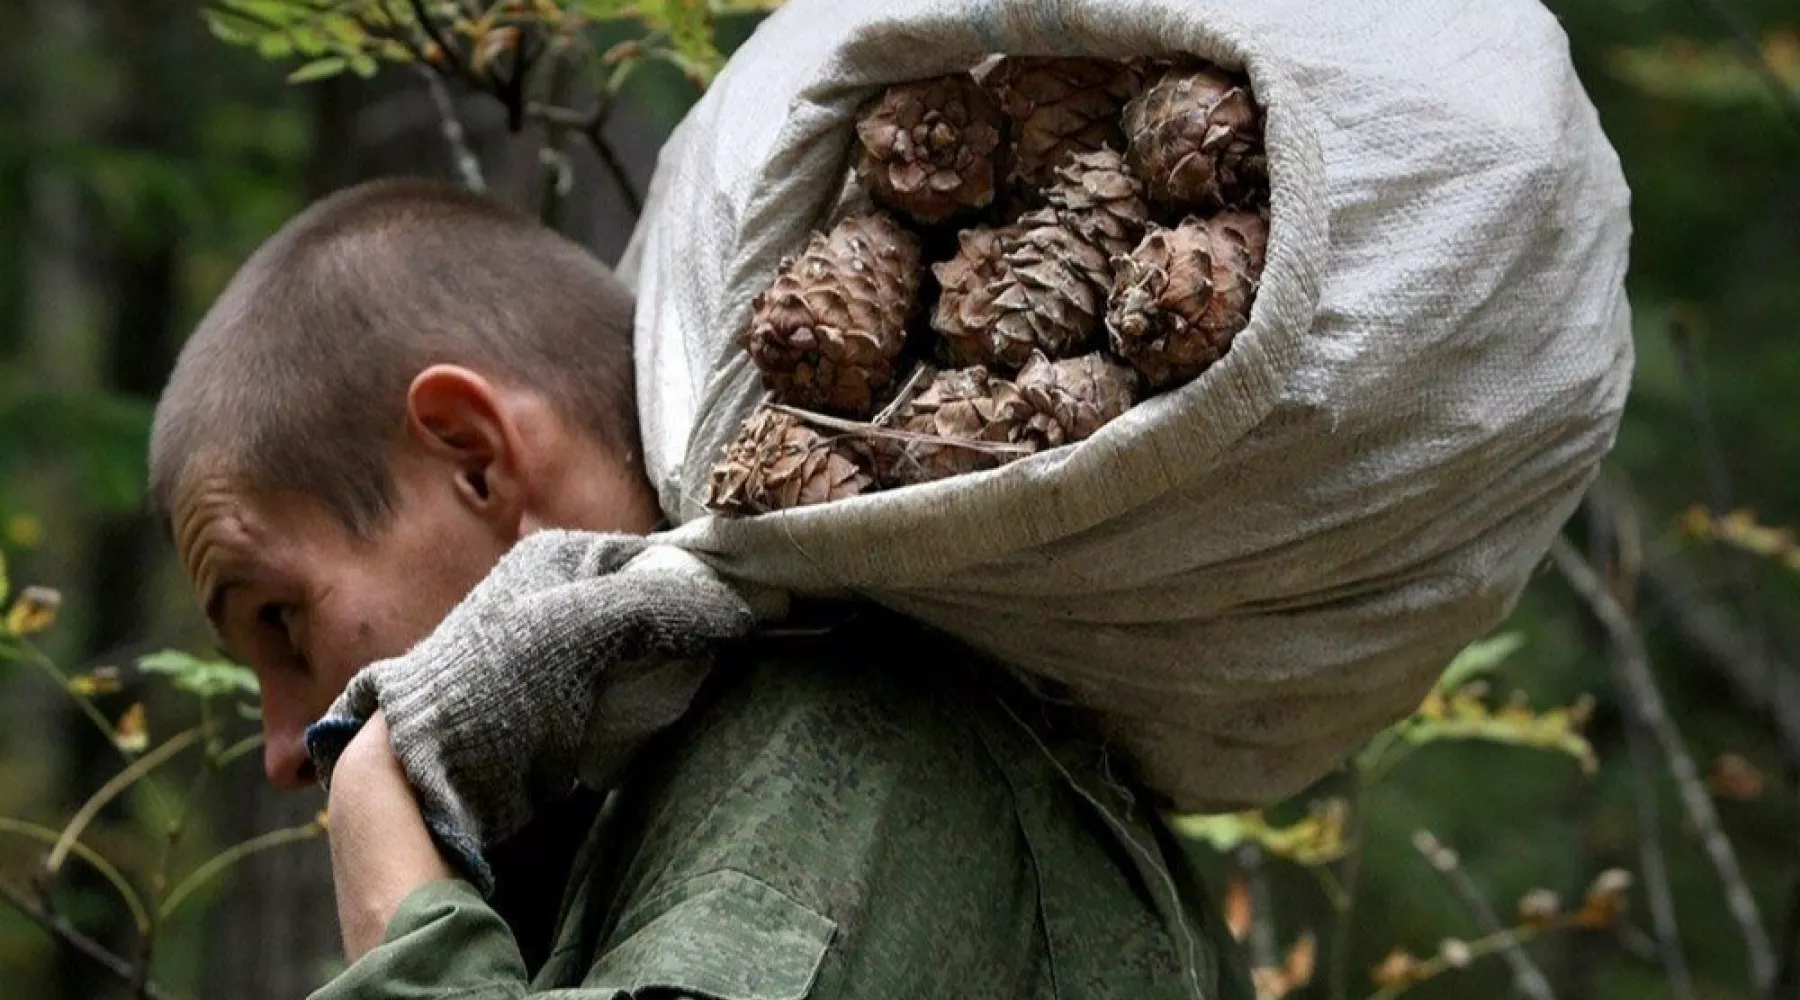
[404,365,526,530]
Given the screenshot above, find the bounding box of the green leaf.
[1171,812,1253,851]
[1171,800,1351,866]
[1432,631,1526,694]
[288,56,350,83]
[636,0,722,83]
[203,9,264,45]
[255,32,294,58]
[138,651,260,699]
[0,549,9,607]
[349,51,379,78]
[290,25,330,58]
[567,0,634,19]
[1399,698,1599,773]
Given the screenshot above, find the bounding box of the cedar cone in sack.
[932,213,1111,370]
[878,366,1037,486]
[708,408,874,516]
[1124,64,1268,211]
[1042,147,1153,259]
[1015,351,1142,448]
[744,212,922,416]
[983,56,1141,192]
[1107,209,1269,388]
[855,76,1006,225]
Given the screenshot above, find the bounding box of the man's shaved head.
[150,177,640,537]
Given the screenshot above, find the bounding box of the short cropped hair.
[149,177,641,537]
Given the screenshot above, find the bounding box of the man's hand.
[325,711,455,962]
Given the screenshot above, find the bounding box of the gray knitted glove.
[303,530,757,894]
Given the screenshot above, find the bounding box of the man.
[150,178,1250,998]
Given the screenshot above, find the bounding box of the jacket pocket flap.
[586,870,835,999]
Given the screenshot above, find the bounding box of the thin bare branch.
[1412,830,1556,1000]
[1550,536,1776,990]
[524,100,644,218]
[404,0,466,78]
[585,111,642,219]
[158,818,327,920]
[1234,844,1279,971]
[1584,486,1700,1000]
[0,880,179,1000]
[1327,771,1366,1000]
[416,65,487,192]
[1664,323,1800,998]
[46,728,201,878]
[0,816,150,934]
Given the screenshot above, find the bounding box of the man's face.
[174,462,512,789]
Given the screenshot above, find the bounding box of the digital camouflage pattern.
[310,617,1253,1000]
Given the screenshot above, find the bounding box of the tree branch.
[404,0,466,79]
[1583,487,1700,1000]
[1550,535,1776,990]
[1639,546,1800,768]
[530,100,644,220]
[1233,844,1278,972]
[0,880,179,1000]
[1412,830,1556,1000]
[415,65,486,192]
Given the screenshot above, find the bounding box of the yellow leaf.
[114,703,150,752]
[1708,752,1766,801]
[1282,933,1316,988]
[473,25,520,76]
[315,809,330,832]
[1575,868,1634,928]
[5,585,62,636]
[1371,948,1422,988]
[1681,506,1800,571]
[68,667,123,698]
[1223,875,1253,942]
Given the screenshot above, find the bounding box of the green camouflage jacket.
[310,618,1254,1000]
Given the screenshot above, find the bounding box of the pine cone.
[744,213,922,417]
[1107,210,1269,388]
[1042,148,1152,259]
[879,366,1037,485]
[855,76,1006,225]
[931,213,1111,370]
[1015,351,1141,448]
[1124,64,1267,211]
[984,57,1141,193]
[707,408,874,516]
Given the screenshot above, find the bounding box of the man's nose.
[263,728,317,790]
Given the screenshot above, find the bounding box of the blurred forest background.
[1,1,1798,998]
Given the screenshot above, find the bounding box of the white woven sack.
[618,0,1634,811]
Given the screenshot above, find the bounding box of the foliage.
[1177,634,1617,999]
[203,0,779,99]
[135,652,258,701]
[1679,505,1800,572]
[0,552,321,999]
